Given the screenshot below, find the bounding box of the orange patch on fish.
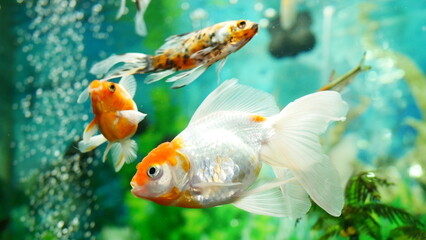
[250,115,267,122]
[132,138,185,187]
[149,187,181,206]
[174,190,203,208]
[177,150,191,172]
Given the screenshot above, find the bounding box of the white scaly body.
[131,79,348,218]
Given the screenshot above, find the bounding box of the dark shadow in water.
[0,0,19,238]
[268,11,316,58]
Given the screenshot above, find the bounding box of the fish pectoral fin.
[119,75,137,98]
[77,87,90,103]
[215,57,227,84]
[117,110,147,125]
[232,177,298,218]
[144,69,176,84]
[192,182,242,196]
[166,65,208,89]
[78,134,107,153]
[193,182,242,189]
[190,46,218,61]
[83,119,98,141]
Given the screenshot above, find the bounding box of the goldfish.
[77,76,146,172]
[116,0,151,36]
[130,79,348,218]
[319,52,371,91]
[90,20,258,88]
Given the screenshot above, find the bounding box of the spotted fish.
[90,20,258,88]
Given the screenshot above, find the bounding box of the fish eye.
[237,20,246,29]
[109,83,116,93]
[147,165,162,179]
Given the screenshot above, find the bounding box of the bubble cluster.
[20,150,98,240]
[12,0,113,238]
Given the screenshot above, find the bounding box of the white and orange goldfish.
[116,0,151,36]
[78,76,146,171]
[90,20,258,88]
[130,79,348,217]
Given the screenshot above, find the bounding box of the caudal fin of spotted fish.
[259,91,348,217]
[110,139,138,172]
[90,53,152,80]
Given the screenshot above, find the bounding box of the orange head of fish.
[130,138,190,206]
[88,80,135,114]
[226,20,258,47]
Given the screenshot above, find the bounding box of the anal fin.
[83,119,98,141]
[166,65,208,89]
[144,69,175,84]
[232,177,297,217]
[78,134,107,153]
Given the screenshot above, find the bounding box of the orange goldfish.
[90,20,258,88]
[131,80,348,218]
[78,76,146,171]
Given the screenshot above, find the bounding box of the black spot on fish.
[166,59,175,68]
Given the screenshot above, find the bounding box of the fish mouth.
[130,181,145,198]
[252,23,259,31]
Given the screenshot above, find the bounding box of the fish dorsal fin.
[119,75,137,98]
[189,79,279,126]
[156,31,197,55]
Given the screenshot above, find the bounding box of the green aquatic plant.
[313,172,426,240]
[142,0,183,50]
[136,86,188,156]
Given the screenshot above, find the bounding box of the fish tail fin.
[78,134,107,153]
[90,53,153,80]
[111,139,138,172]
[116,0,126,19]
[134,0,151,36]
[259,91,348,217]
